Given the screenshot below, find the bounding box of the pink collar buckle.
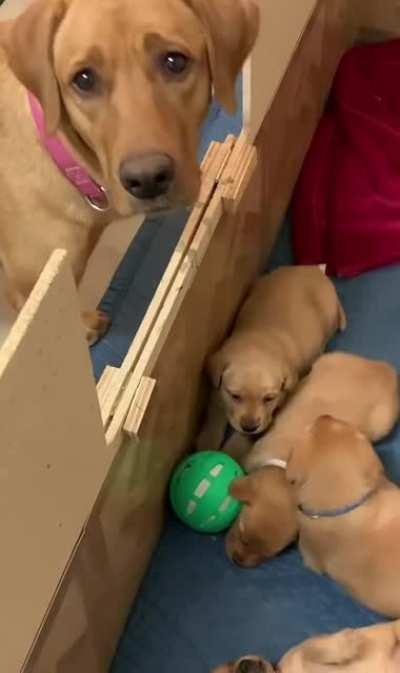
[28,92,109,212]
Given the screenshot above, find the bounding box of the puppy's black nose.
[241,422,259,434]
[238,659,264,673]
[119,152,175,200]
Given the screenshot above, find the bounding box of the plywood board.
[0,250,110,673]
[244,0,318,141]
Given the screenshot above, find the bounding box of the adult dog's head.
[1,0,259,215]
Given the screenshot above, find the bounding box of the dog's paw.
[81,310,110,346]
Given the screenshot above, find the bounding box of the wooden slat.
[96,365,120,423]
[222,146,258,213]
[123,376,157,439]
[98,136,235,428]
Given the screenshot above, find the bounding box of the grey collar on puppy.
[298,486,378,520]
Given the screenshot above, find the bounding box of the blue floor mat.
[110,221,400,672]
[112,521,385,673]
[90,80,243,381]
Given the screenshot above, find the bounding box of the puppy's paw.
[82,309,110,346]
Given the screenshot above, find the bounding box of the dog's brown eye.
[72,68,98,94]
[231,393,242,402]
[163,51,190,75]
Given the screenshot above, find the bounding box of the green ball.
[169,451,245,533]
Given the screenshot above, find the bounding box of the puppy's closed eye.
[262,394,276,404]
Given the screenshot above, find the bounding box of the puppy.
[226,462,297,567]
[213,620,400,672]
[225,353,399,567]
[288,415,400,617]
[278,620,400,672]
[212,656,273,673]
[196,266,345,451]
[0,0,258,342]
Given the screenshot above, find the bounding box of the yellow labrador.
[212,620,400,672]
[278,621,400,672]
[225,352,399,567]
[0,0,258,342]
[288,415,400,617]
[196,266,345,451]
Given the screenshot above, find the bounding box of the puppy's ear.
[302,629,366,665]
[1,0,66,134]
[282,366,298,394]
[184,0,259,113]
[230,476,254,505]
[207,349,228,389]
[285,440,311,489]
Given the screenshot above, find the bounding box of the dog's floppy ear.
[1,0,66,134]
[285,438,312,489]
[282,366,298,394]
[302,629,366,665]
[207,349,228,389]
[184,0,260,113]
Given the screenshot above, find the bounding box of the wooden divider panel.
[0,251,110,673]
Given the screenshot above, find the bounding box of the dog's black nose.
[119,152,175,200]
[238,659,264,673]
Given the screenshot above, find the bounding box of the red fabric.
[293,40,400,277]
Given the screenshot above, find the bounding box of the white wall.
[244,0,318,141]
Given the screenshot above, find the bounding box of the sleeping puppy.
[196,266,345,451]
[212,620,400,672]
[278,620,400,672]
[212,656,273,673]
[0,0,258,343]
[288,415,400,617]
[225,352,399,567]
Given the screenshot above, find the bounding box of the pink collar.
[28,92,109,212]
